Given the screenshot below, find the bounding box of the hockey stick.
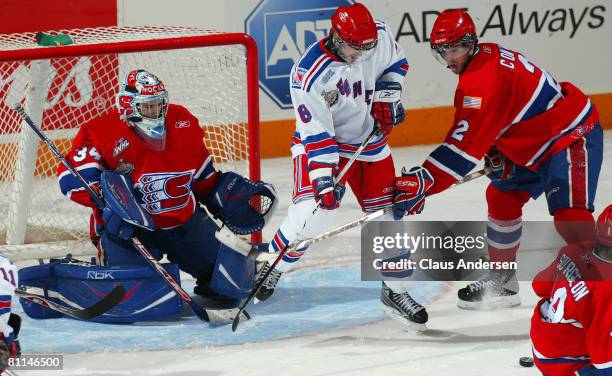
[232,129,380,331]
[13,105,219,323]
[16,285,126,320]
[284,166,493,252]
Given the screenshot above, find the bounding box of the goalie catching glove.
[371,81,405,136]
[393,166,434,220]
[0,314,21,372]
[205,172,277,235]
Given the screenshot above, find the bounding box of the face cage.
[431,34,476,65]
[331,32,378,63]
[130,93,169,150]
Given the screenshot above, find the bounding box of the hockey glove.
[485,146,514,181]
[371,81,405,136]
[393,166,434,220]
[309,162,346,210]
[102,206,135,240]
[0,314,21,371]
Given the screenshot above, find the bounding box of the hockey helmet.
[596,204,612,247]
[430,9,478,66]
[330,3,378,64]
[116,69,169,151]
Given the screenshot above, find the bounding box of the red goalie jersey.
[530,244,612,375]
[58,104,218,229]
[423,43,599,193]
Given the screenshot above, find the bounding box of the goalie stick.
[15,285,126,320]
[232,129,380,331]
[12,105,233,324]
[234,165,492,331]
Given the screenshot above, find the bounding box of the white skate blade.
[382,305,427,332]
[457,294,521,310]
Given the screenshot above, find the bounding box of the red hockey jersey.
[58,104,218,229]
[530,243,612,375]
[423,43,599,193]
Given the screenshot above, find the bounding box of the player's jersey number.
[297,104,312,123]
[73,146,101,163]
[451,120,469,142]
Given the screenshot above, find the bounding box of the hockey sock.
[487,216,522,264]
[553,208,595,245]
[486,185,530,263]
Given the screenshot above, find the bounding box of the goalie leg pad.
[206,243,256,299]
[19,259,182,322]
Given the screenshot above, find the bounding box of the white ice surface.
[13,131,611,376]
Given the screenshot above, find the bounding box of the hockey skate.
[254,261,283,302]
[457,269,521,310]
[380,282,428,331]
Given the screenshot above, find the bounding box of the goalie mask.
[116,69,169,151]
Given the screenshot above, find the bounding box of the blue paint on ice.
[16,267,443,353]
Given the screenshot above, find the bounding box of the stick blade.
[75,284,126,320]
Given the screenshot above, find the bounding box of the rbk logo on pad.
[246,0,352,109]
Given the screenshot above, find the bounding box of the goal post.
[0,26,261,260]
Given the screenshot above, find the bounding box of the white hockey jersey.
[289,21,408,165]
[0,255,17,340]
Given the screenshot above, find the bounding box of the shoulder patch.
[320,69,335,85]
[463,96,482,109]
[321,90,339,108]
[291,67,308,89]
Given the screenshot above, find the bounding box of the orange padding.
[260,92,612,159]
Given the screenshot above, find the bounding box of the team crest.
[113,137,130,157]
[291,67,308,89]
[321,90,339,108]
[115,159,134,174]
[175,120,190,128]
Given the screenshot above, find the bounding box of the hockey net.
[0,26,260,260]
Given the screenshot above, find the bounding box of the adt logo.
[245,0,352,109]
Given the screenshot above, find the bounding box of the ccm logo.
[396,181,417,187]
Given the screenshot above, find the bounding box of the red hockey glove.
[309,162,345,210]
[0,314,21,372]
[485,146,514,181]
[371,81,404,136]
[393,166,434,220]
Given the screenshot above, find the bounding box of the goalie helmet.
[430,9,478,67]
[116,69,169,151]
[329,3,378,64]
[596,204,612,248]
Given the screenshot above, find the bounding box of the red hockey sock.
[486,185,530,263]
[553,208,595,245]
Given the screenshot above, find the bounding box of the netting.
[0,26,257,260]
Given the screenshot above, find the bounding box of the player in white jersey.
[0,256,21,373]
[256,3,428,328]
